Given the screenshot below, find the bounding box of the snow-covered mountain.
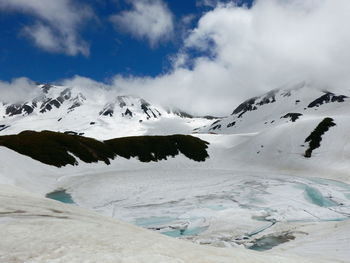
[1,82,350,262]
[0,83,213,139]
[194,82,350,180]
[197,82,349,134]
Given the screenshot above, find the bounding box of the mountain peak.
[198,83,349,134]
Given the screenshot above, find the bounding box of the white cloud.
[0,0,93,56]
[4,0,350,117]
[110,0,174,47]
[61,75,124,104]
[0,78,40,103]
[196,0,220,8]
[108,0,350,115]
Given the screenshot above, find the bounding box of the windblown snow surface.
[1,83,350,262]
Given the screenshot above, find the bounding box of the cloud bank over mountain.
[2,0,350,115]
[101,0,350,115]
[0,77,39,103]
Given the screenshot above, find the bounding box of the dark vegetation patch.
[281,113,303,122]
[0,131,209,167]
[0,130,114,167]
[106,134,209,162]
[308,92,348,108]
[304,117,336,158]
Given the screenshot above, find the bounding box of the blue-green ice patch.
[46,190,75,204]
[303,185,337,207]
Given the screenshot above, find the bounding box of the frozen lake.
[55,168,350,247]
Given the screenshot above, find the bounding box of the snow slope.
[195,82,350,183]
[0,184,337,263]
[0,131,350,261]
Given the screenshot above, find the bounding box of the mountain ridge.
[0,83,214,139]
[197,82,349,134]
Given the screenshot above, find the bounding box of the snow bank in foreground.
[0,184,331,263]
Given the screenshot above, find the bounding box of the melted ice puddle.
[46,190,75,204]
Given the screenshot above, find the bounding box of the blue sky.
[1,0,348,115]
[0,0,253,83]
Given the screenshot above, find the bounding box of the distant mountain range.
[0,83,214,139]
[1,82,349,166]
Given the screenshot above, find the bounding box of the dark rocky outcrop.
[6,104,34,116]
[99,104,114,117]
[140,99,159,119]
[308,92,348,108]
[171,110,193,119]
[281,113,303,122]
[227,121,236,128]
[0,131,209,167]
[124,108,133,117]
[256,91,276,106]
[211,124,221,130]
[0,125,9,131]
[41,84,53,94]
[304,117,336,158]
[232,98,258,118]
[232,91,278,118]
